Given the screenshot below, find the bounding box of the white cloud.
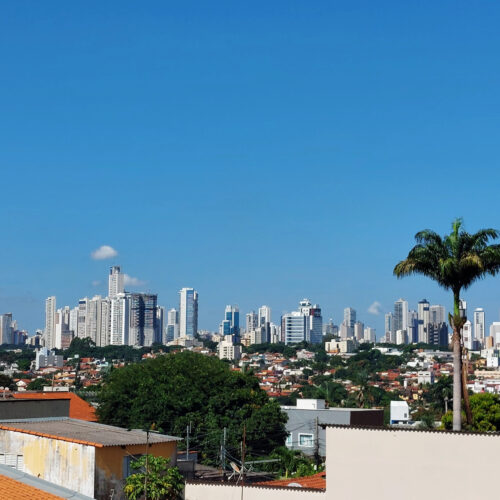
[92,280,101,287]
[123,274,146,287]
[91,245,118,260]
[368,301,383,315]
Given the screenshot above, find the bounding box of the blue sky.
[1,2,500,337]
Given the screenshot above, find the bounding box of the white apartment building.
[417,299,430,343]
[179,288,198,338]
[44,296,56,349]
[108,265,124,299]
[110,293,130,345]
[364,327,376,343]
[218,335,241,361]
[473,308,485,345]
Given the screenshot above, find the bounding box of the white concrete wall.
[326,426,500,500]
[0,429,95,498]
[185,482,326,500]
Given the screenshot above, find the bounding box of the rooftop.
[257,471,326,490]
[0,418,181,447]
[12,392,97,421]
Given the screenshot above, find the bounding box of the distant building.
[218,335,241,361]
[129,293,157,346]
[108,265,124,299]
[364,327,376,343]
[281,299,323,345]
[354,321,364,342]
[35,348,63,370]
[417,299,430,343]
[394,299,408,334]
[219,305,240,339]
[44,297,56,349]
[390,401,410,425]
[245,311,257,333]
[179,288,198,338]
[166,308,179,342]
[473,308,486,346]
[0,313,13,345]
[385,312,394,343]
[344,308,356,329]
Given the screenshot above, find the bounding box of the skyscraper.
[344,308,356,329]
[245,311,257,333]
[394,299,408,333]
[384,312,394,343]
[0,313,13,345]
[179,288,198,338]
[129,293,157,346]
[220,305,240,338]
[45,296,56,349]
[110,293,129,345]
[108,266,124,299]
[166,308,179,342]
[258,306,271,327]
[473,308,486,345]
[417,299,430,344]
[354,321,364,341]
[281,312,308,345]
[430,305,446,325]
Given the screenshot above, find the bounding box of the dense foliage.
[98,351,288,464]
[61,337,174,362]
[442,393,500,431]
[124,455,184,500]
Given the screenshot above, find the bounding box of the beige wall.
[185,482,326,500]
[0,429,95,497]
[326,426,500,500]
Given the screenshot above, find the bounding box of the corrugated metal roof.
[0,418,181,447]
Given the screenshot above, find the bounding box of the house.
[0,418,180,499]
[281,399,383,456]
[390,400,410,425]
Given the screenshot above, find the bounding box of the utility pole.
[145,429,149,500]
[222,427,227,479]
[186,423,190,460]
[314,417,320,468]
[241,424,246,485]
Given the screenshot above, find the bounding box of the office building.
[408,310,418,343]
[364,327,376,343]
[282,312,308,345]
[0,313,13,345]
[166,308,179,342]
[430,305,446,325]
[394,299,408,334]
[108,266,124,299]
[246,311,257,333]
[384,312,394,343]
[179,288,198,338]
[219,305,240,338]
[258,305,271,327]
[344,308,356,329]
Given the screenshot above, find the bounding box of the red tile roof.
[257,471,326,490]
[12,392,97,421]
[0,474,63,499]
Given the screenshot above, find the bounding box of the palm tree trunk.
[452,325,462,431]
[462,350,473,426]
[452,292,462,431]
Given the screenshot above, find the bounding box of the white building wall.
[185,483,326,500]
[0,429,95,498]
[325,426,500,500]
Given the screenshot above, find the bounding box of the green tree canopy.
[97,351,288,464]
[124,455,183,500]
[442,393,500,431]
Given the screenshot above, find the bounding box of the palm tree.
[394,219,500,431]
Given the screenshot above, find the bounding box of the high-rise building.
[156,306,165,344]
[282,312,308,345]
[55,306,72,349]
[108,266,124,299]
[220,305,240,338]
[473,308,485,345]
[384,312,394,343]
[344,308,356,329]
[0,313,13,345]
[246,311,257,333]
[408,310,418,344]
[417,300,430,344]
[129,293,157,346]
[394,299,408,334]
[428,322,449,347]
[258,306,271,327]
[179,288,198,338]
[166,308,179,342]
[86,296,110,347]
[110,293,130,345]
[364,327,376,343]
[77,298,89,339]
[354,321,364,342]
[45,296,56,349]
[489,322,500,346]
[430,305,446,325]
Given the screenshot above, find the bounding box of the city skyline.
[2,3,500,338]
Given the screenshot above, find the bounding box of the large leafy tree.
[441,393,500,432]
[394,219,500,430]
[97,351,287,464]
[124,455,184,500]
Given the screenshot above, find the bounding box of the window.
[298,433,314,448]
[122,454,144,478]
[285,435,292,447]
